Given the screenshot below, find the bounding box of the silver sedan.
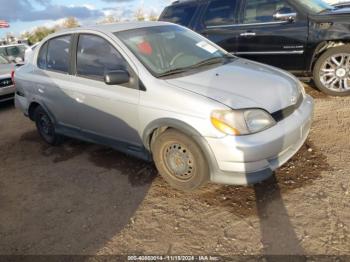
[15,22,314,191]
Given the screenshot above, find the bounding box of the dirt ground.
[0,83,349,256]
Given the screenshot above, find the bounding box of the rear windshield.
[160,4,197,26]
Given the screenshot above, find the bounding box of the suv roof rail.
[171,0,202,5]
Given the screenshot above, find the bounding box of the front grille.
[271,94,303,122]
[0,78,13,88]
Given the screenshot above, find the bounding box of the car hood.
[165,58,301,113]
[0,64,13,77]
[325,7,350,14]
[312,7,350,21]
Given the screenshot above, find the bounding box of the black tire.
[313,45,350,96]
[34,106,63,146]
[152,129,210,191]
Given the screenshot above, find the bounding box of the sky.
[0,0,172,38]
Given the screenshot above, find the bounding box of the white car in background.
[0,55,15,103]
[0,44,28,63]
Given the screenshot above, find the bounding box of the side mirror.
[273,8,297,23]
[104,70,130,85]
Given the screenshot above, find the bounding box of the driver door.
[235,0,308,71]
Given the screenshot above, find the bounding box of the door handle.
[240,32,256,37]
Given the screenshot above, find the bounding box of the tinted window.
[76,34,127,81]
[203,0,237,26]
[160,5,197,26]
[244,0,292,23]
[38,42,48,69]
[46,35,71,73]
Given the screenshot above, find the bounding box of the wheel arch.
[142,118,203,151]
[28,100,56,123]
[310,40,350,72]
[142,118,219,174]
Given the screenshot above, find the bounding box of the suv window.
[203,0,237,26]
[160,5,197,26]
[243,0,292,24]
[46,35,71,73]
[76,34,127,81]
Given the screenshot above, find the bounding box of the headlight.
[211,109,276,136]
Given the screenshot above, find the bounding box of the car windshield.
[115,25,231,77]
[0,55,9,64]
[295,0,335,13]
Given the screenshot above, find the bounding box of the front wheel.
[152,129,210,191]
[313,45,350,96]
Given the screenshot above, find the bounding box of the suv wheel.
[152,129,209,191]
[34,106,63,145]
[313,45,350,96]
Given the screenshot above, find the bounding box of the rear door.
[34,34,80,129]
[195,0,240,54]
[235,0,308,71]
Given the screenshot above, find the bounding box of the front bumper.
[205,94,314,185]
[0,85,15,102]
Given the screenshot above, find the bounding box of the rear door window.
[203,0,238,26]
[46,35,71,73]
[160,4,197,26]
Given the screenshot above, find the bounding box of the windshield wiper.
[157,67,191,77]
[158,55,235,78]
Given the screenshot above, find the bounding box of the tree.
[62,17,80,28]
[28,27,55,44]
[149,10,158,21]
[134,7,145,21]
[98,15,119,24]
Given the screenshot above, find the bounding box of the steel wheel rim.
[39,113,53,137]
[163,143,195,181]
[319,53,350,92]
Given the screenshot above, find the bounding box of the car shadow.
[0,129,156,255]
[154,140,331,255]
[0,100,14,110]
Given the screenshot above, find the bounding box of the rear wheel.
[152,129,210,191]
[34,106,63,145]
[313,45,350,96]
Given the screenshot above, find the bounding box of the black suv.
[159,0,350,96]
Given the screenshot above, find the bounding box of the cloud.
[0,0,103,22]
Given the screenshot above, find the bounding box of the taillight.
[11,70,15,86]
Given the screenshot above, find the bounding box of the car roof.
[0,43,28,48]
[61,21,173,34]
